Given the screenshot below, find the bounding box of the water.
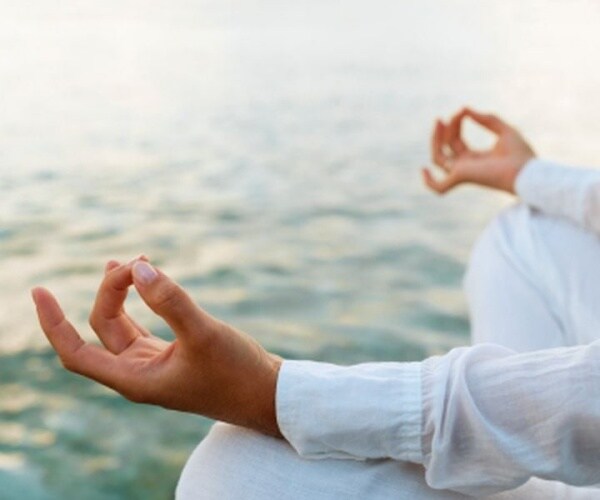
[1,0,600,498]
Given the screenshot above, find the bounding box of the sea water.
[1,0,600,498]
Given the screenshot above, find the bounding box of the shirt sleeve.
[515,158,600,235]
[275,341,600,496]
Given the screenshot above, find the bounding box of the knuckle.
[60,355,78,372]
[201,318,221,345]
[153,284,185,313]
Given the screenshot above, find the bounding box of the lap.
[176,422,467,500]
[177,423,600,500]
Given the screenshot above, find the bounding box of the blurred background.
[1,0,600,498]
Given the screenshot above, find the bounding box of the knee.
[175,423,292,500]
[463,204,530,298]
[464,205,521,286]
[176,423,255,498]
[175,425,464,500]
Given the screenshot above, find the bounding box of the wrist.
[250,353,283,438]
[263,355,284,437]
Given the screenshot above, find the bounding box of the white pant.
[177,204,600,499]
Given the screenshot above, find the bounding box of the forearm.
[422,342,600,494]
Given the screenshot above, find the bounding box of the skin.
[32,106,535,439]
[32,258,283,438]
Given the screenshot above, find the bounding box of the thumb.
[132,261,209,343]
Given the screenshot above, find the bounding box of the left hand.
[32,258,283,437]
[422,107,536,195]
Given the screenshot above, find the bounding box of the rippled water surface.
[1,0,600,498]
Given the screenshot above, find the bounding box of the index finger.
[431,119,448,168]
[92,262,134,321]
[89,261,140,353]
[463,108,509,135]
[445,108,469,155]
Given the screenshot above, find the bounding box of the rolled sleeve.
[276,359,423,463]
[515,158,600,234]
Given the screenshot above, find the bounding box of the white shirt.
[275,159,600,497]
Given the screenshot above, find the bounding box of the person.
[32,108,600,499]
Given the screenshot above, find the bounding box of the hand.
[32,259,283,438]
[422,107,536,195]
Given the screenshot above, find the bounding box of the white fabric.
[466,195,600,349]
[177,423,468,500]
[275,360,422,463]
[515,158,600,235]
[177,159,600,499]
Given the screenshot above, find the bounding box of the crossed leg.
[465,203,600,351]
[176,423,468,500]
[177,204,600,500]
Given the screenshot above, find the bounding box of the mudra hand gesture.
[32,259,283,437]
[422,107,536,194]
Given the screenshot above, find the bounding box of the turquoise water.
[2,0,600,498]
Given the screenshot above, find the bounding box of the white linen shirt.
[275,159,600,497]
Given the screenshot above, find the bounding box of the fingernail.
[133,261,158,285]
[127,254,146,266]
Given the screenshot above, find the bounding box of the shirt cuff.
[275,359,424,463]
[514,158,563,207]
[515,158,600,225]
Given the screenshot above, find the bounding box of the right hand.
[422,107,536,195]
